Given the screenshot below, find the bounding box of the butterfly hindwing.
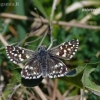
[21,58,41,79]
[47,57,68,78]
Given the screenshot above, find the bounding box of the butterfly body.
[35,46,51,77]
[6,39,79,79]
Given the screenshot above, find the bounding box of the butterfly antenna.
[34,8,44,28]
[16,8,44,47]
[25,35,43,45]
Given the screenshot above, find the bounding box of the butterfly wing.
[21,56,68,79]
[47,57,68,78]
[21,58,41,79]
[50,39,79,60]
[6,46,35,64]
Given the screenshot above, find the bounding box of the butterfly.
[6,39,79,79]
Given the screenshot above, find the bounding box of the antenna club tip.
[34,7,37,10]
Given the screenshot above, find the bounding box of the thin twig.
[50,0,57,23]
[48,0,58,50]
[64,95,80,100]
[7,83,21,100]
[0,13,34,21]
[37,29,48,49]
[63,86,74,97]
[52,79,58,100]
[49,80,64,100]
[33,86,47,100]
[0,13,100,30]
[47,25,52,50]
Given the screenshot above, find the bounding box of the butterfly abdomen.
[36,47,49,77]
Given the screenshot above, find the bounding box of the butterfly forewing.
[50,39,79,60]
[6,46,34,64]
[47,57,68,78]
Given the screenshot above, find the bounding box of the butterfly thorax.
[36,46,50,77]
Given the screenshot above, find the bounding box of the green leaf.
[66,64,86,77]
[14,0,27,40]
[61,64,86,88]
[90,56,100,64]
[82,65,100,95]
[12,69,21,83]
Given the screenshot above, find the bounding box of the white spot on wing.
[70,55,73,59]
[22,50,24,53]
[30,67,33,70]
[25,65,29,69]
[10,59,13,61]
[49,76,53,78]
[26,55,29,58]
[67,48,71,51]
[33,72,36,74]
[33,76,36,79]
[73,52,75,55]
[56,52,60,56]
[59,63,63,66]
[14,54,17,56]
[60,46,63,49]
[64,50,67,53]
[68,42,72,45]
[19,58,24,61]
[19,54,21,58]
[55,65,58,68]
[62,53,66,57]
[53,71,55,73]
[54,75,57,78]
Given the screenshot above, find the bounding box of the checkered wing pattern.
[6,46,34,64]
[47,57,68,78]
[21,58,41,79]
[21,56,68,79]
[50,39,79,60]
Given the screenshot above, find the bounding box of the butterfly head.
[38,46,47,52]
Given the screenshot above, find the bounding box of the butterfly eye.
[38,46,42,50]
[38,46,46,51]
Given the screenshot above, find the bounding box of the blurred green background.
[0,0,100,100]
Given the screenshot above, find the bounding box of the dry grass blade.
[33,86,47,100]
[0,13,100,30]
[0,34,8,46]
[56,1,100,19]
[52,79,58,100]
[64,95,80,100]
[63,86,74,97]
[49,80,64,100]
